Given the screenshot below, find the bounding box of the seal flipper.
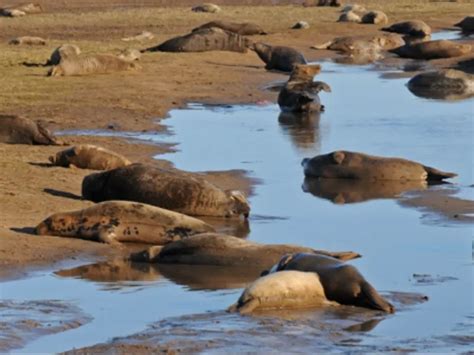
[311,41,332,50]
[359,282,395,313]
[423,166,457,181]
[228,298,260,314]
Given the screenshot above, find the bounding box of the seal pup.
[253,42,307,72]
[302,150,457,181]
[228,271,335,314]
[36,201,215,245]
[46,44,81,66]
[130,233,361,265]
[49,144,132,170]
[278,64,331,113]
[122,31,154,42]
[390,40,472,60]
[9,36,46,45]
[407,69,474,100]
[48,54,140,76]
[146,28,250,53]
[454,16,474,34]
[361,11,388,25]
[192,21,267,36]
[191,3,221,13]
[266,253,395,313]
[82,163,250,218]
[382,20,431,37]
[0,115,59,145]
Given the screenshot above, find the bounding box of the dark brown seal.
[46,44,81,66]
[146,28,250,53]
[382,20,431,37]
[278,64,331,113]
[253,42,307,72]
[315,0,341,6]
[302,151,457,181]
[454,16,474,34]
[131,233,360,266]
[191,3,221,13]
[192,20,267,35]
[361,11,388,25]
[390,40,472,60]
[36,201,215,245]
[82,163,250,218]
[0,115,59,145]
[267,253,395,313]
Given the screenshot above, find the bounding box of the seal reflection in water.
[36,201,215,245]
[265,253,395,313]
[278,111,321,151]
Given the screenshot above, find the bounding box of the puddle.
[431,30,471,41]
[1,61,473,352]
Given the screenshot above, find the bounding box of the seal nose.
[301,158,310,167]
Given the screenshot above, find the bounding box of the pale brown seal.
[146,28,250,53]
[278,64,331,112]
[9,36,46,45]
[0,3,42,17]
[117,48,141,62]
[36,201,215,245]
[266,253,395,313]
[48,54,140,76]
[49,144,132,170]
[228,271,334,314]
[312,33,405,52]
[382,20,431,37]
[361,11,388,25]
[253,42,307,72]
[130,233,361,266]
[0,115,59,145]
[81,163,250,218]
[191,3,221,13]
[390,40,472,60]
[121,31,154,42]
[46,44,81,65]
[341,4,366,13]
[192,21,267,36]
[454,16,474,34]
[302,150,457,181]
[338,11,362,23]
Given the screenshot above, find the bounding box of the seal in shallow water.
[35,201,215,245]
[454,16,474,34]
[0,115,59,145]
[253,42,307,72]
[302,150,457,181]
[390,40,472,60]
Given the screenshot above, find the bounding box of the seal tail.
[423,166,457,181]
[360,282,395,313]
[311,41,332,50]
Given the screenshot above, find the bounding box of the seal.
[454,16,474,34]
[9,36,46,45]
[227,270,335,314]
[81,163,250,218]
[382,20,431,37]
[49,144,132,170]
[312,33,405,52]
[390,40,472,60]
[253,42,307,72]
[146,28,250,53]
[292,21,310,29]
[266,253,395,313]
[117,48,141,62]
[302,150,457,181]
[278,64,331,113]
[316,0,341,6]
[361,11,388,25]
[0,3,42,17]
[35,200,215,245]
[407,69,474,100]
[0,115,60,145]
[191,3,221,13]
[338,11,362,23]
[192,21,267,35]
[341,4,366,13]
[130,232,361,266]
[121,31,154,42]
[46,44,81,65]
[48,54,140,76]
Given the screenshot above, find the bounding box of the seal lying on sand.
[302,150,457,181]
[454,16,474,34]
[48,54,140,76]
[146,28,250,53]
[390,40,472,60]
[266,253,395,313]
[36,201,215,245]
[278,64,331,112]
[192,20,267,35]
[361,11,388,25]
[82,163,250,218]
[312,33,404,52]
[316,0,341,6]
[0,115,59,145]
[382,20,431,37]
[228,271,335,314]
[46,44,81,65]
[0,3,42,17]
[49,144,132,170]
[407,69,474,100]
[338,11,362,23]
[192,3,221,13]
[9,36,46,45]
[121,31,154,42]
[130,233,360,265]
[341,4,366,13]
[253,42,307,72]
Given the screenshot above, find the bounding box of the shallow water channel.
[3,57,473,352]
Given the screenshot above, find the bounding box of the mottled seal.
[338,11,362,23]
[46,44,81,65]
[253,42,307,72]
[407,69,474,100]
[267,253,395,313]
[0,115,59,145]
[341,4,366,13]
[192,21,267,36]
[302,150,457,181]
[121,31,154,42]
[390,40,472,60]
[191,3,221,13]
[228,271,335,314]
[278,64,331,113]
[9,36,46,45]
[382,20,431,37]
[361,11,388,25]
[454,16,474,34]
[48,54,140,76]
[146,28,250,53]
[130,233,360,266]
[82,163,250,218]
[312,33,405,52]
[117,48,141,62]
[302,177,427,204]
[49,144,132,170]
[36,201,215,245]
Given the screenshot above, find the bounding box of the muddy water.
[2,59,473,352]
